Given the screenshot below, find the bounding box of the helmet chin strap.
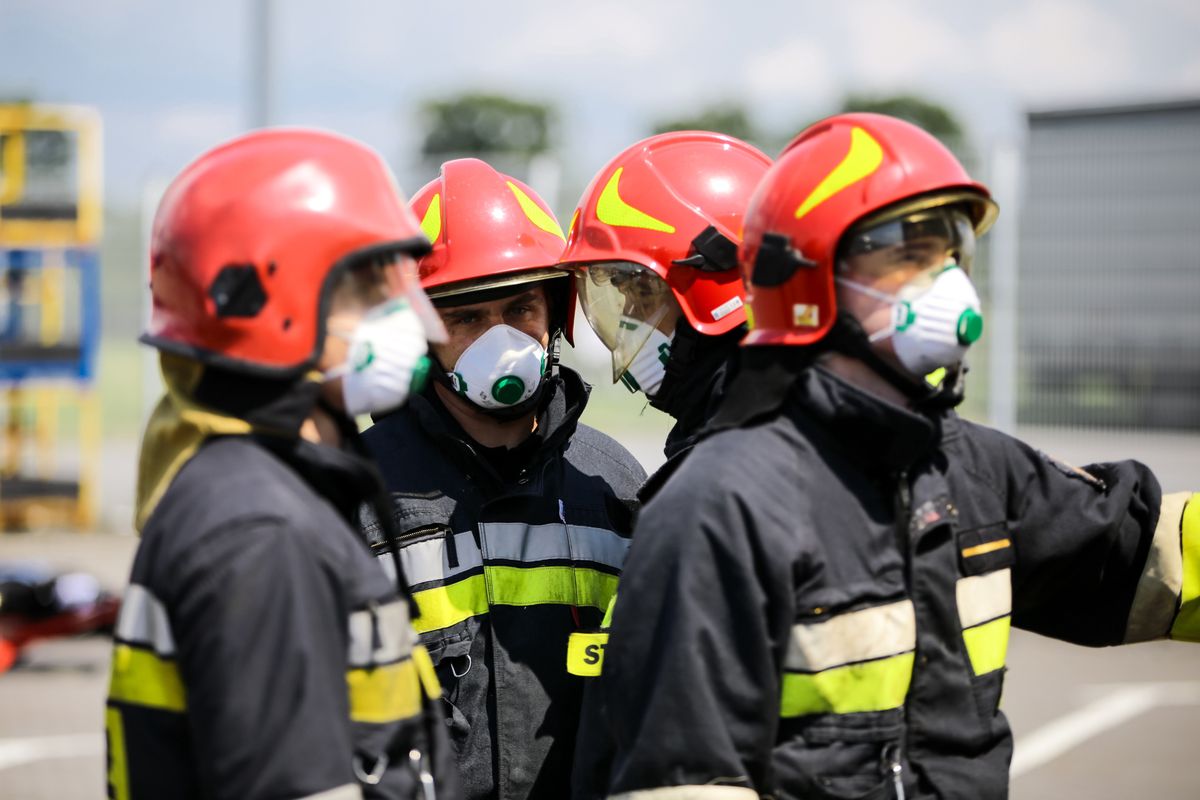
[430,328,562,422]
[825,313,965,411]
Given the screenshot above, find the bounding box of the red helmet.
[144,127,431,374]
[409,158,574,344]
[562,131,772,337]
[740,112,998,346]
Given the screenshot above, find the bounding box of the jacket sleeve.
[581,475,794,800]
[975,425,1200,646]
[170,518,362,800]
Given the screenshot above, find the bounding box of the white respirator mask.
[618,322,673,398]
[448,324,547,411]
[837,263,984,377]
[324,297,434,417]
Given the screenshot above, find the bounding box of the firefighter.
[583,113,1200,800]
[361,158,647,800]
[106,129,459,800]
[560,131,772,460]
[558,134,771,793]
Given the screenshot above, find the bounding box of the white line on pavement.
[0,734,103,772]
[1011,682,1200,778]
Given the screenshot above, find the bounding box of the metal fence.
[1016,100,1200,430]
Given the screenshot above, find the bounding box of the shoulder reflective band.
[348,599,415,667]
[1126,492,1192,642]
[567,631,609,676]
[347,657,424,725]
[347,601,428,725]
[108,644,187,712]
[780,599,915,718]
[114,584,176,656]
[957,568,1012,675]
[108,584,187,713]
[1171,493,1200,642]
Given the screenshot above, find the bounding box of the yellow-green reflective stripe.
[420,193,441,243]
[108,644,186,712]
[596,168,676,233]
[601,592,618,629]
[412,566,620,634]
[567,632,609,677]
[963,615,1010,675]
[105,706,130,800]
[412,645,441,700]
[780,652,914,718]
[347,657,422,724]
[507,181,565,240]
[488,564,619,609]
[412,573,488,633]
[1170,494,1200,641]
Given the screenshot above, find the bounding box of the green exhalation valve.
[410,355,432,394]
[491,375,526,405]
[957,308,983,345]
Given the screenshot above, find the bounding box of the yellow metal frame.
[0,103,103,247]
[0,385,100,530]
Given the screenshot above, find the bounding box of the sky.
[3,0,1200,212]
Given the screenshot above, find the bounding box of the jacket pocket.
[428,636,474,755]
[775,713,904,800]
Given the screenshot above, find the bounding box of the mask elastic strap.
[834,276,903,344]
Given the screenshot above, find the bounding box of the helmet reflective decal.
[794,127,884,221]
[596,168,676,233]
[507,181,565,240]
[419,193,442,244]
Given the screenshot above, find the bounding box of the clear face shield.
[574,261,681,382]
[322,252,449,417]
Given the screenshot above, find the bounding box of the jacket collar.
[789,365,941,473]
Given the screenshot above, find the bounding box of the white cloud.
[982,1,1136,102]
[743,38,839,116]
[844,0,966,88]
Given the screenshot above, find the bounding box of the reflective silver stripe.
[481,522,629,570]
[569,524,630,571]
[784,599,915,673]
[1125,491,1189,642]
[299,784,363,800]
[608,787,757,799]
[397,531,482,587]
[956,568,1012,629]
[347,599,415,667]
[114,583,176,656]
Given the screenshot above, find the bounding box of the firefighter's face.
[836,235,952,342]
[317,257,415,410]
[429,284,551,370]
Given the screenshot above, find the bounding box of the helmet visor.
[575,261,679,381]
[839,206,977,277]
[336,254,447,343]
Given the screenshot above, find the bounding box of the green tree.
[421,93,556,158]
[838,93,967,153]
[651,103,761,147]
